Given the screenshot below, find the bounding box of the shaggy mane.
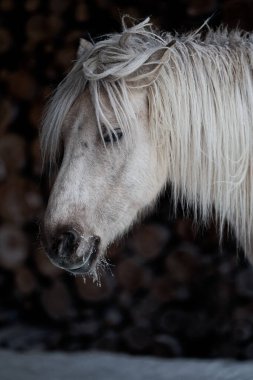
[41,17,253,254]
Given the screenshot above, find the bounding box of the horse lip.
[67,245,99,275]
[67,264,91,275]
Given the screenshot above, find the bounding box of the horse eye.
[103,129,123,144]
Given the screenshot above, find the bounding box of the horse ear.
[127,47,172,87]
[77,38,93,58]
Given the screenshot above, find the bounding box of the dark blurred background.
[1,0,253,359]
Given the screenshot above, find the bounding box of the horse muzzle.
[42,227,101,274]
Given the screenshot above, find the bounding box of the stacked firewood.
[1,0,253,358]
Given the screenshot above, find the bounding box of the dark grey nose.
[47,228,100,273]
[53,229,79,259]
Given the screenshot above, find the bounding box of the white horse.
[41,17,253,281]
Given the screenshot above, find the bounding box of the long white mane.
[41,17,253,254]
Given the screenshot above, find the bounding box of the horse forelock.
[40,18,172,172]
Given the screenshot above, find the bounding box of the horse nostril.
[87,235,100,256]
[53,229,79,258]
[92,235,101,248]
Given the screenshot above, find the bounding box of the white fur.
[41,17,253,275]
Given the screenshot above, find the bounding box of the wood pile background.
[1,0,253,358]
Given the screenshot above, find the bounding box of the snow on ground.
[0,350,253,380]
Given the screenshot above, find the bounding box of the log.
[129,294,160,322]
[41,281,74,320]
[75,2,89,22]
[26,14,63,47]
[174,217,196,241]
[75,274,114,302]
[69,320,100,339]
[34,248,62,278]
[0,177,43,224]
[92,330,120,351]
[159,309,190,335]
[154,334,183,357]
[235,268,253,299]
[26,15,50,43]
[15,266,37,295]
[55,47,76,70]
[28,101,44,130]
[0,28,12,53]
[122,325,153,352]
[104,307,123,327]
[0,225,28,270]
[223,0,253,31]
[185,312,214,341]
[0,99,17,136]
[0,134,26,178]
[0,324,47,350]
[151,276,174,303]
[231,318,253,344]
[116,258,147,291]
[48,0,70,13]
[0,0,14,12]
[165,243,200,284]
[186,0,217,16]
[47,14,63,36]
[30,138,42,176]
[245,342,253,359]
[7,70,37,101]
[128,223,170,261]
[24,0,40,12]
[117,291,132,310]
